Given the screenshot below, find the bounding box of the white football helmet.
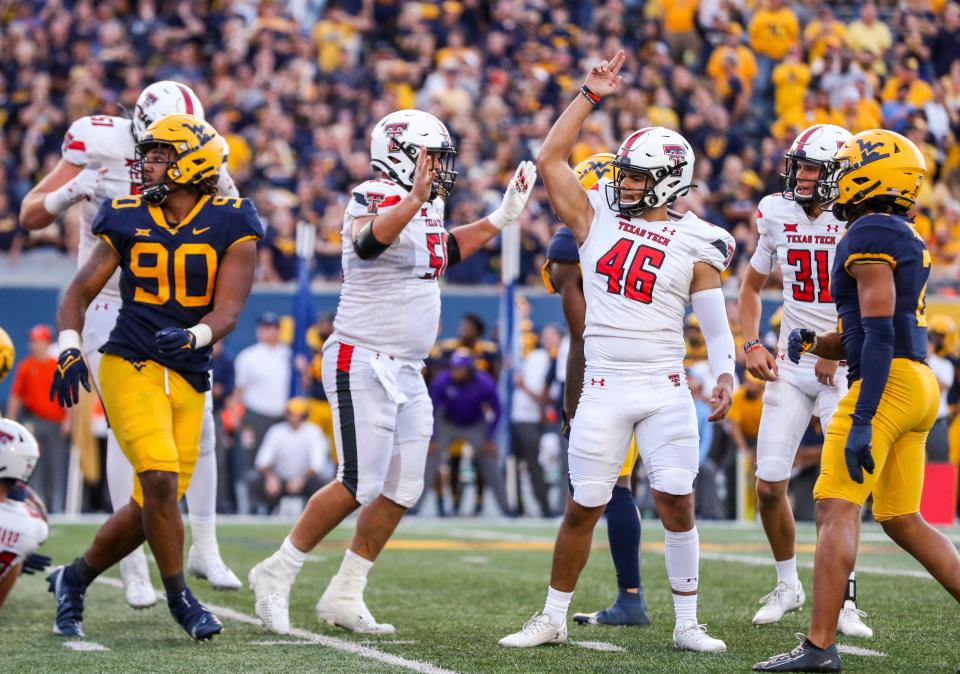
[782,124,852,205]
[0,418,40,483]
[607,126,695,216]
[133,81,206,142]
[370,109,457,199]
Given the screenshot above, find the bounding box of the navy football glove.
[155,327,196,361]
[787,328,817,364]
[844,416,876,484]
[49,348,91,407]
[21,553,52,575]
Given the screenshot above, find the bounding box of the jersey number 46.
[595,238,665,304]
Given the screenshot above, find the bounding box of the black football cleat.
[754,636,841,672]
[48,566,86,637]
[167,586,223,641]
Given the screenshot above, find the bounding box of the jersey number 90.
[130,242,217,307]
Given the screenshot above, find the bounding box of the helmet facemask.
[135,141,179,205]
[605,157,690,216]
[390,138,457,200]
[781,154,833,207]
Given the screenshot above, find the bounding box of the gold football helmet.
[0,326,13,383]
[573,152,617,190]
[827,129,926,221]
[927,314,959,358]
[136,113,225,204]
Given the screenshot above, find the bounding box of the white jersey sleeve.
[691,218,736,273]
[333,179,445,361]
[0,499,49,581]
[750,195,779,275]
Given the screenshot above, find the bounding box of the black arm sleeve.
[446,231,462,266]
[352,221,391,260]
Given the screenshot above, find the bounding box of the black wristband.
[580,85,600,106]
[352,221,390,260]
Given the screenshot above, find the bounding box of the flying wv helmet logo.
[183,122,214,146]
[856,138,889,164]
[662,144,687,176]
[384,122,409,152]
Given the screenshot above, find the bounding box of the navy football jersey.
[541,226,580,293]
[92,194,263,390]
[831,213,930,382]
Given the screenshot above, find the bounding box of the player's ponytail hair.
[195,175,220,197]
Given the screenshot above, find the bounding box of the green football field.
[2,517,957,673]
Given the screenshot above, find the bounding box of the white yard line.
[838,645,888,657]
[696,551,934,579]
[62,640,109,652]
[94,577,460,674]
[571,640,627,652]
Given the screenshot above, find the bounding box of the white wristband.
[487,208,510,231]
[187,323,213,348]
[58,329,82,353]
[43,188,71,216]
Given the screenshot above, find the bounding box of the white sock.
[664,527,700,628]
[672,593,697,628]
[185,447,218,520]
[188,516,219,557]
[339,549,374,581]
[543,586,573,627]
[271,535,306,578]
[775,557,800,590]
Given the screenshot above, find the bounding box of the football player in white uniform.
[18,81,242,607]
[249,109,537,635]
[0,419,51,610]
[738,124,872,637]
[500,52,735,653]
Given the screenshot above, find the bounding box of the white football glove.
[488,161,537,231]
[43,166,108,216]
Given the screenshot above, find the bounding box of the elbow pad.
[352,221,390,260]
[446,232,462,266]
[690,287,735,378]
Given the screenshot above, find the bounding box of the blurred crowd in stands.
[1,0,960,291]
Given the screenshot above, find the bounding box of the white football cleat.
[673,619,727,653]
[249,560,292,635]
[119,550,158,609]
[837,601,873,638]
[752,581,805,626]
[315,574,395,635]
[499,613,568,648]
[188,548,242,591]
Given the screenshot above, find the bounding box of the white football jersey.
[580,181,735,372]
[333,179,447,361]
[0,498,48,582]
[60,115,238,302]
[750,193,842,355]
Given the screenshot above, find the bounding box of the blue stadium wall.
[0,285,788,405]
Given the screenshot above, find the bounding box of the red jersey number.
[595,238,666,304]
[787,249,832,303]
[426,233,447,278]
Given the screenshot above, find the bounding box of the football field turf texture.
[3,517,957,673]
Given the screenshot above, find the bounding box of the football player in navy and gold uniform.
[756,131,960,672]
[540,152,650,628]
[46,114,261,641]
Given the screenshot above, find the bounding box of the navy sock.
[162,572,187,597]
[64,556,100,587]
[605,486,641,591]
